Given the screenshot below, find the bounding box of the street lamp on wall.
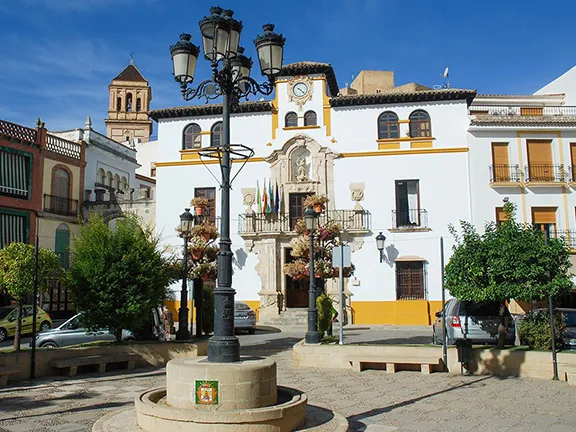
[169,7,285,363]
[304,207,321,344]
[176,208,194,341]
[376,232,386,263]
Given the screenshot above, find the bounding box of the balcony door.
[195,187,216,223]
[395,180,420,227]
[284,248,308,308]
[527,140,553,181]
[491,143,510,181]
[289,193,309,230]
[53,168,70,215]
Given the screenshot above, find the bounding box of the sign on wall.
[194,380,219,405]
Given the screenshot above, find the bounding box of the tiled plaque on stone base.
[194,380,219,405]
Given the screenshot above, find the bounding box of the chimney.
[35,117,47,148]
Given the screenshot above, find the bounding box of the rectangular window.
[195,187,216,223]
[532,207,557,239]
[396,261,426,300]
[495,207,507,226]
[0,209,29,248]
[491,143,510,181]
[570,143,576,181]
[527,140,553,181]
[289,193,309,230]
[394,180,421,228]
[0,146,32,199]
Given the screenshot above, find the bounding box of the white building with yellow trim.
[149,62,477,326]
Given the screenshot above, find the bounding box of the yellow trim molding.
[516,132,527,223]
[200,131,211,135]
[156,157,266,167]
[282,125,321,131]
[341,147,468,158]
[179,149,200,161]
[323,84,331,136]
[398,119,410,124]
[271,85,279,140]
[377,136,435,143]
[378,142,400,150]
[410,141,433,149]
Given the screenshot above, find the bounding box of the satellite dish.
[443,67,449,78]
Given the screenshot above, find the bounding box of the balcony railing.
[489,164,522,183]
[524,164,566,183]
[45,134,82,160]
[238,210,371,234]
[0,119,36,142]
[470,105,576,117]
[391,208,428,229]
[556,230,576,249]
[43,194,78,217]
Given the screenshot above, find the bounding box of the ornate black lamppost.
[376,232,386,263]
[304,207,321,344]
[176,208,194,340]
[169,6,285,362]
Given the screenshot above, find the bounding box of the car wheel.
[248,328,256,335]
[0,328,6,342]
[40,321,51,332]
[40,341,58,348]
[432,327,440,345]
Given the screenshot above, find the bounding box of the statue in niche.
[296,155,309,182]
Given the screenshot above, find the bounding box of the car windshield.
[0,307,14,320]
[460,301,508,317]
[235,303,251,311]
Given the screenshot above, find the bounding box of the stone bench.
[49,353,140,377]
[347,355,444,374]
[0,366,22,386]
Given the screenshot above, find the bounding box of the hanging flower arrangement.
[283,261,308,280]
[192,223,218,242]
[303,194,329,213]
[317,221,341,242]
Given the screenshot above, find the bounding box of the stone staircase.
[261,308,308,327]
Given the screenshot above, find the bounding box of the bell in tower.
[105,57,153,143]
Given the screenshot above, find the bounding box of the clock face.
[293,82,309,98]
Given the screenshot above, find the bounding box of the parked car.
[0,305,52,342]
[35,313,134,348]
[526,308,576,350]
[234,301,256,334]
[432,298,515,346]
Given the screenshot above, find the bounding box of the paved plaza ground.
[1,325,576,432]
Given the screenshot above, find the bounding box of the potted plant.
[283,261,308,280]
[192,223,218,242]
[303,194,329,213]
[191,197,209,215]
[189,238,207,260]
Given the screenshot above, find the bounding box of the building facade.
[151,62,476,326]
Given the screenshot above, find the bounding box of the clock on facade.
[292,82,309,98]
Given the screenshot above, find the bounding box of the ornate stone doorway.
[284,247,308,308]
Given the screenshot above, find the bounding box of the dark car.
[528,308,576,349]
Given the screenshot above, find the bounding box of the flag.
[262,178,267,214]
[256,180,262,214]
[274,181,280,214]
[267,179,272,214]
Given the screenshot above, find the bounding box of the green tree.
[67,214,173,342]
[0,242,62,350]
[445,203,572,347]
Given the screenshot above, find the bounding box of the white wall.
[535,65,576,105]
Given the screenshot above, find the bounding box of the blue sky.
[0,0,574,137]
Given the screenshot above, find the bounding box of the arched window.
[304,111,317,126]
[97,168,105,185]
[378,111,399,139]
[409,110,431,138]
[121,176,128,191]
[183,123,202,149]
[116,97,122,112]
[136,98,142,112]
[285,112,298,127]
[52,168,71,215]
[211,122,223,147]
[126,93,133,112]
[113,174,120,190]
[106,171,113,188]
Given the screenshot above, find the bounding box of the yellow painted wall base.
[165,300,261,323]
[351,300,442,325]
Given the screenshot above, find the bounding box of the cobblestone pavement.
[1,325,576,432]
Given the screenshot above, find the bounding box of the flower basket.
[192,223,218,242]
[303,194,329,212]
[191,197,209,215]
[191,249,203,260]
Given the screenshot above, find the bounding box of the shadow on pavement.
[352,335,433,345]
[347,376,493,430]
[241,337,302,356]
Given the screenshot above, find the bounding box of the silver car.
[35,313,134,348]
[234,302,256,334]
[432,298,515,345]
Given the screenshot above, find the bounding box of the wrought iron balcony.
[470,105,576,116]
[238,210,371,235]
[555,230,576,249]
[524,164,566,183]
[391,208,428,230]
[489,164,522,183]
[43,194,78,217]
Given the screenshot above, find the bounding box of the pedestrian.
[162,305,175,341]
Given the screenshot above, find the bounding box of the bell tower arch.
[105,58,153,143]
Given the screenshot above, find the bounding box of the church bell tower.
[105,59,153,143]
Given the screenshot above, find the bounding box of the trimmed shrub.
[317,293,335,335]
[518,309,566,350]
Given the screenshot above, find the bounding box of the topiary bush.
[317,293,335,335]
[518,309,566,350]
[202,285,215,335]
